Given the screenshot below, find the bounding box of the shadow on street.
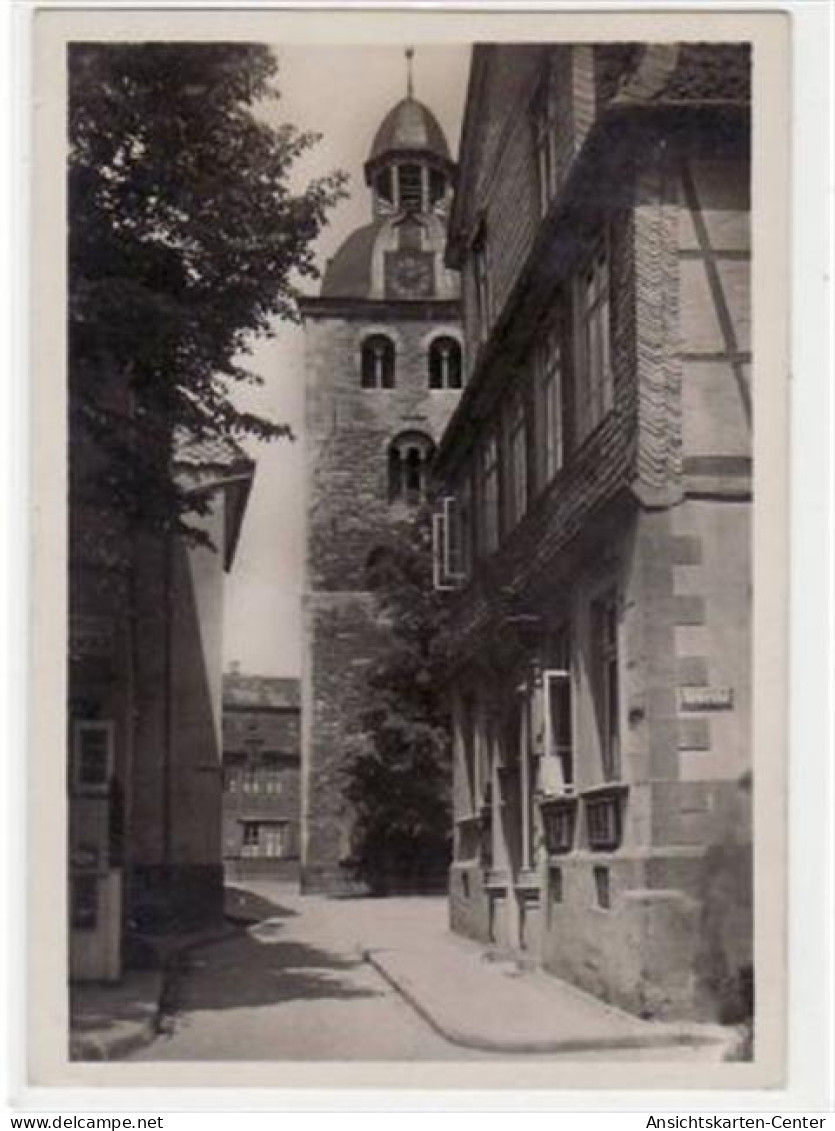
[161,922,381,1027]
[223,884,299,924]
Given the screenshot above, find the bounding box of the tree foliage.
[343,512,452,894]
[69,43,347,537]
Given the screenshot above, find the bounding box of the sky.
[223,45,471,678]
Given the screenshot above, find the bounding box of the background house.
[222,670,301,883]
[69,428,254,980]
[434,42,752,1022]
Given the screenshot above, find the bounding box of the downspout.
[162,529,174,881]
[121,537,138,945]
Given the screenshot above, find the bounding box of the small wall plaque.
[678,686,734,711]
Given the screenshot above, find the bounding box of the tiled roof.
[173,430,253,470]
[611,43,751,106]
[223,673,301,710]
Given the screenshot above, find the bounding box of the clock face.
[386,251,434,298]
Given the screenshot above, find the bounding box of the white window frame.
[541,668,575,795]
[72,720,114,795]
[432,496,466,591]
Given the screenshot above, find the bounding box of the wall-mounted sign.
[678,686,734,711]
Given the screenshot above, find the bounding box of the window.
[242,768,259,794]
[535,317,566,486]
[593,864,611,909]
[241,822,260,856]
[541,629,574,793]
[361,335,395,389]
[432,496,466,591]
[503,393,528,532]
[429,336,463,390]
[398,163,423,211]
[72,721,114,794]
[388,431,434,505]
[541,799,577,854]
[574,242,613,444]
[478,431,500,555]
[263,772,282,796]
[533,65,560,214]
[586,793,624,851]
[591,591,621,781]
[241,821,291,859]
[261,822,290,858]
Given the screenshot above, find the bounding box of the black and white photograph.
[21,4,802,1098]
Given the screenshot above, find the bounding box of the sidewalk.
[69,921,239,1061]
[226,883,739,1059]
[70,969,165,1061]
[361,928,736,1058]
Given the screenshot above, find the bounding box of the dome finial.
[405,46,415,99]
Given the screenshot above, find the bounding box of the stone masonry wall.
[302,310,461,890]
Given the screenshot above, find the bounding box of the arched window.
[361,334,395,389]
[428,336,463,390]
[388,431,435,505]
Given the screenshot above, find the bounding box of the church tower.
[299,55,462,892]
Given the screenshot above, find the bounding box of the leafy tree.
[343,511,452,895]
[69,43,347,539]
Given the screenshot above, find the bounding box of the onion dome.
[320,49,459,302]
[368,97,452,167]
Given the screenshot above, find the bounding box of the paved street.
[130,882,726,1063]
[131,883,488,1061]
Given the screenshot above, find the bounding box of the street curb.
[69,1016,160,1063]
[69,922,242,1062]
[363,948,732,1056]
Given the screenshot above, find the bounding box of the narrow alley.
[131,885,471,1061]
[128,883,730,1064]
